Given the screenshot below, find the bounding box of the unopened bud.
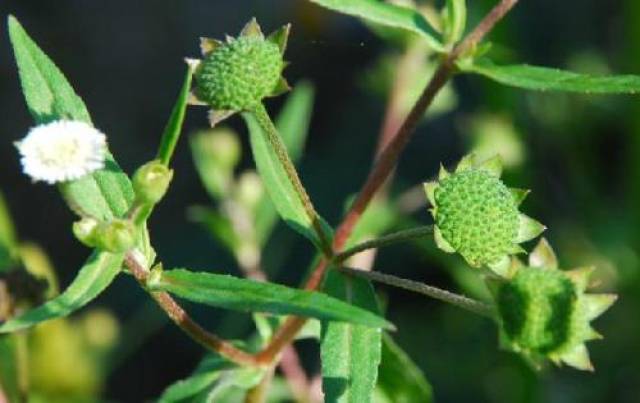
[72,217,99,247]
[133,160,173,205]
[94,219,136,253]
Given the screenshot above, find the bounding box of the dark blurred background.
[1,0,639,402]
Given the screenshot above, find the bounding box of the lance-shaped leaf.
[148,269,393,329]
[8,16,134,220]
[308,0,443,52]
[243,106,332,252]
[0,192,18,271]
[0,251,124,333]
[254,81,316,245]
[461,59,640,94]
[320,270,383,403]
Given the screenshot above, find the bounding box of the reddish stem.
[254,0,520,366]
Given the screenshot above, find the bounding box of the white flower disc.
[16,120,107,184]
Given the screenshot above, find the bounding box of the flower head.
[490,238,617,371]
[187,18,291,126]
[16,120,107,184]
[424,154,545,276]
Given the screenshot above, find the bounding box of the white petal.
[16,120,107,184]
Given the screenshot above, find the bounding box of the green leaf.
[244,106,332,252]
[0,334,25,403]
[8,16,134,221]
[461,59,640,94]
[159,351,265,403]
[150,269,392,329]
[156,65,194,166]
[320,270,382,403]
[0,192,18,271]
[255,81,315,245]
[158,354,235,403]
[376,333,433,403]
[0,250,124,333]
[308,0,443,52]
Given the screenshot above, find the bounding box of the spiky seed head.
[491,238,617,371]
[194,25,285,111]
[435,168,519,267]
[424,154,545,275]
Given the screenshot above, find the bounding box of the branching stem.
[255,0,520,365]
[340,267,495,319]
[124,253,261,367]
[335,226,433,263]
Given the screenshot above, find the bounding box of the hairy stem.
[340,267,495,318]
[124,253,261,367]
[254,0,520,365]
[335,226,433,263]
[249,103,333,257]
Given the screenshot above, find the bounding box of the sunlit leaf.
[321,270,382,403]
[0,251,124,333]
[255,81,316,245]
[150,269,393,329]
[8,16,134,221]
[243,105,332,252]
[462,59,640,94]
[308,0,443,51]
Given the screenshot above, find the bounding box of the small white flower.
[15,120,107,184]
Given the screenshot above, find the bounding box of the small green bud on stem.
[133,160,174,205]
[93,219,136,253]
[72,217,99,247]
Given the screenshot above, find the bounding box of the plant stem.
[340,267,495,318]
[254,0,520,365]
[335,226,433,263]
[123,253,261,367]
[249,103,333,257]
[156,65,194,166]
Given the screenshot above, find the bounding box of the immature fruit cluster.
[424,154,545,276]
[490,239,616,370]
[188,18,291,126]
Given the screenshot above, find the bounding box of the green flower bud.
[490,239,617,371]
[133,160,173,205]
[195,36,283,111]
[188,18,291,126]
[72,217,99,247]
[93,219,136,253]
[424,154,545,276]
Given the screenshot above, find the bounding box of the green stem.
[340,267,495,319]
[156,65,194,166]
[335,225,433,263]
[249,103,333,257]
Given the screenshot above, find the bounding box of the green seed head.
[434,168,519,267]
[490,238,617,371]
[497,266,576,354]
[424,154,545,275]
[195,36,283,111]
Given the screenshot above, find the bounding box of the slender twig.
[335,226,433,263]
[249,104,333,257]
[124,253,261,367]
[254,0,520,365]
[340,267,495,318]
